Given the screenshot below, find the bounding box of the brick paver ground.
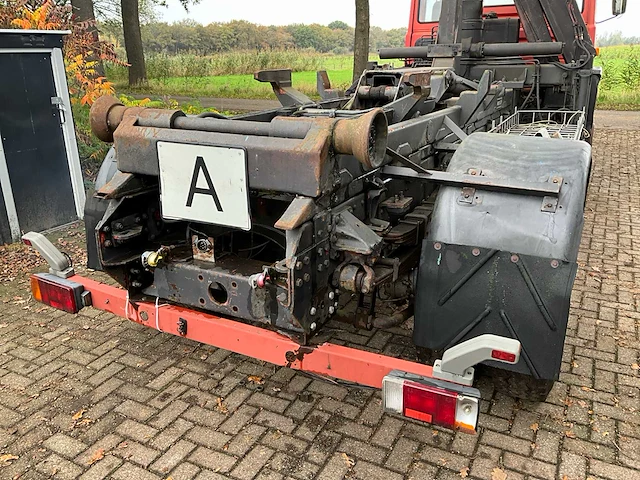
[1,127,639,480]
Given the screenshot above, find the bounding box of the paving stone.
[229,445,274,480]
[43,432,88,458]
[150,439,197,474]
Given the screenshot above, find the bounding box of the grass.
[114,46,640,109]
[117,69,355,100]
[112,51,403,101]
[594,45,640,110]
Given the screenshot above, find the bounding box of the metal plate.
[157,142,251,230]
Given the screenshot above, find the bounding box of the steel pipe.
[379,42,564,60]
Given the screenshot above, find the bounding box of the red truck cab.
[406,0,597,46]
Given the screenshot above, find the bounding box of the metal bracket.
[541,196,558,213]
[192,235,215,263]
[459,187,476,204]
[22,231,74,279]
[383,166,562,197]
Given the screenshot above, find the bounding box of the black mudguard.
[414,133,591,381]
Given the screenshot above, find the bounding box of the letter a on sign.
[157,142,251,230]
[186,156,223,212]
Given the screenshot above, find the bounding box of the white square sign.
[157,142,251,230]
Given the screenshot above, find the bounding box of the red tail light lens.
[491,350,517,363]
[404,381,457,426]
[30,274,85,314]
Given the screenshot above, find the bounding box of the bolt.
[329,292,335,300]
[329,306,335,314]
[104,240,113,248]
[511,254,519,263]
[135,216,142,224]
[310,322,317,331]
[317,230,323,237]
[140,311,148,321]
[469,169,478,176]
[115,222,124,231]
[317,264,324,272]
[464,193,470,198]
[472,248,480,257]
[463,404,473,414]
[434,242,442,251]
[551,259,560,269]
[304,273,311,282]
[334,301,339,308]
[295,261,303,271]
[324,259,330,267]
[102,226,110,233]
[310,307,317,316]
[317,248,324,257]
[553,178,559,184]
[131,281,142,288]
[296,279,303,287]
[545,203,553,209]
[303,256,310,265]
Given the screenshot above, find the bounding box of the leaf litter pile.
[0,224,87,284]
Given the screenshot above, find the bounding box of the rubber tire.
[482,366,555,402]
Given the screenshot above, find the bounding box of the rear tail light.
[30,273,90,314]
[383,371,480,433]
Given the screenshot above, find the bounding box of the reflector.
[30,274,85,314]
[491,350,517,363]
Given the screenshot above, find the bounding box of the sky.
[159,0,638,37]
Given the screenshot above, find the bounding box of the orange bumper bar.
[74,276,433,389]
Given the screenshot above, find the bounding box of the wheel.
[482,366,555,402]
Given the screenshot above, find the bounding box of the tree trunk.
[70,0,104,76]
[353,0,370,83]
[121,0,147,86]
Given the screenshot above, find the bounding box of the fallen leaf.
[632,363,639,371]
[0,454,18,466]
[562,475,569,480]
[216,397,229,414]
[581,386,595,392]
[247,375,264,385]
[565,431,577,438]
[491,467,508,480]
[530,423,539,432]
[577,400,588,408]
[341,452,355,468]
[72,409,86,420]
[460,466,470,478]
[87,448,105,465]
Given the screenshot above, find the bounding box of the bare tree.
[353,0,370,82]
[121,0,147,85]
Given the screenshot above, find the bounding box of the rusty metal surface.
[274,197,317,231]
[89,95,127,142]
[332,108,388,169]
